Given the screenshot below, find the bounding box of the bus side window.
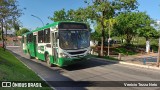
[44,28,50,43]
[53,32,58,47]
[38,30,44,43]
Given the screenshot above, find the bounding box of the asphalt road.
[7,46,160,90]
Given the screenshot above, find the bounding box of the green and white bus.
[22,21,90,67]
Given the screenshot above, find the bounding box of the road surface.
[7,46,160,90]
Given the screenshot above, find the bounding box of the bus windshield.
[59,30,89,50]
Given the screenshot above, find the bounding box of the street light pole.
[31,14,44,26]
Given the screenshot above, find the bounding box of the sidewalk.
[107,53,160,70]
[120,53,158,66]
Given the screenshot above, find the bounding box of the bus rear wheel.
[46,54,53,67]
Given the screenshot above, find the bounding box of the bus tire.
[27,51,32,59]
[46,54,53,67]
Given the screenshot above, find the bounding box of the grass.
[89,54,120,61]
[0,48,52,90]
[112,36,159,52]
[114,47,137,55]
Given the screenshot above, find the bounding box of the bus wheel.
[46,54,53,67]
[27,51,32,59]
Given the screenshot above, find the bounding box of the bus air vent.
[68,50,86,55]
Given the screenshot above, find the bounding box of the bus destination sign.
[59,23,87,29]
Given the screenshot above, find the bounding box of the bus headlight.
[60,53,68,58]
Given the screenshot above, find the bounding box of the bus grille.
[68,50,86,55]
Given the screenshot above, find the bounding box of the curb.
[92,57,160,70]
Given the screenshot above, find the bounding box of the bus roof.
[22,21,86,36]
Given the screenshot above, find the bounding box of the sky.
[18,0,160,30]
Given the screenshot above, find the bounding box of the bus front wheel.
[46,54,53,67]
[27,51,33,59]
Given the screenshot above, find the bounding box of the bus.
[22,21,90,67]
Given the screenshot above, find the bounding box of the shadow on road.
[63,59,118,71]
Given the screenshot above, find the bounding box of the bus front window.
[59,30,89,50]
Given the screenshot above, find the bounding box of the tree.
[104,18,116,56]
[114,12,157,53]
[49,9,67,21]
[13,21,21,31]
[0,0,22,50]
[136,13,157,52]
[49,8,88,23]
[114,12,146,45]
[84,0,138,56]
[16,28,29,36]
[136,13,157,40]
[90,31,101,41]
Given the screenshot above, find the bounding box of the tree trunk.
[4,23,7,51]
[100,11,105,57]
[121,38,123,44]
[125,29,133,45]
[5,23,7,37]
[108,26,111,56]
[126,39,131,45]
[1,20,5,51]
[100,25,105,56]
[126,34,133,45]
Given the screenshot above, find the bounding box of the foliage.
[136,13,158,40]
[104,18,116,38]
[13,21,21,31]
[16,28,29,36]
[114,12,157,44]
[0,0,22,50]
[84,0,138,56]
[114,47,136,55]
[49,9,67,21]
[94,22,108,36]
[90,31,101,41]
[84,0,139,25]
[0,0,22,28]
[49,8,88,23]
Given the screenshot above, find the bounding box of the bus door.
[23,35,27,53]
[33,32,38,57]
[52,31,58,64]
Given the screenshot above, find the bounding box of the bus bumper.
[58,56,89,67]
